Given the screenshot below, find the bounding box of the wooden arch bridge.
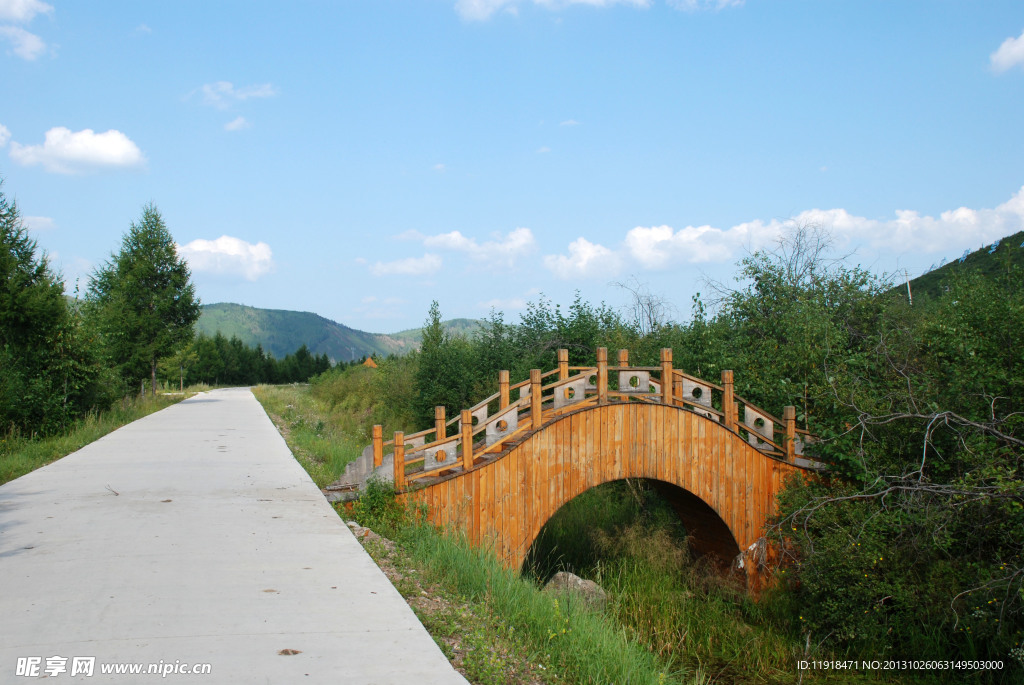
[337,348,822,582]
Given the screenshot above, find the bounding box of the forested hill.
[195,303,480,362]
[905,229,1024,300]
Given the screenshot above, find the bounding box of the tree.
[414,301,473,426]
[87,204,200,396]
[0,180,104,433]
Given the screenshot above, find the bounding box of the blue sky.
[2,0,1024,333]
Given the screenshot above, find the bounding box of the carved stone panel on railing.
[743,407,774,449]
[583,372,598,392]
[618,370,651,393]
[517,384,531,405]
[553,377,587,409]
[460,405,488,431]
[423,436,461,472]
[682,378,718,420]
[406,435,426,451]
[485,405,519,446]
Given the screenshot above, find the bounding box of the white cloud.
[369,253,442,277]
[177,235,274,281]
[624,224,741,267]
[196,81,277,109]
[545,186,1024,277]
[537,146,551,153]
[668,0,744,11]
[0,123,9,147]
[433,163,446,172]
[456,0,651,22]
[0,25,45,59]
[22,215,54,232]
[991,29,1024,73]
[559,119,579,126]
[9,127,145,173]
[416,227,537,268]
[134,23,151,34]
[224,116,250,131]
[543,237,621,279]
[0,0,52,22]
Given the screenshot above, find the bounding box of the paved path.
[0,388,467,684]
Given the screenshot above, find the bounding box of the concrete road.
[0,388,467,684]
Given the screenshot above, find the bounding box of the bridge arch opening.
[521,479,742,584]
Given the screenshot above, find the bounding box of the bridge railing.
[372,347,815,490]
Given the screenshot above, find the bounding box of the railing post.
[393,431,405,490]
[660,348,673,405]
[372,424,383,468]
[558,348,569,380]
[461,409,474,471]
[499,370,509,409]
[435,406,446,441]
[784,405,796,461]
[530,368,543,429]
[596,347,608,404]
[617,349,629,367]
[722,370,736,431]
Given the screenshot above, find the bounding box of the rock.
[543,571,607,611]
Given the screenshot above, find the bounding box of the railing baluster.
[558,349,569,380]
[461,409,474,471]
[784,406,796,461]
[499,370,509,409]
[596,347,608,404]
[393,431,405,490]
[435,406,446,441]
[660,348,673,405]
[722,370,737,432]
[530,369,542,429]
[373,424,383,468]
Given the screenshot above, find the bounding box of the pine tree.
[87,204,200,395]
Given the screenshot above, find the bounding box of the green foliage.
[309,354,419,438]
[351,478,415,536]
[173,332,330,387]
[0,180,108,435]
[415,301,475,426]
[87,204,200,394]
[251,383,363,487]
[1,393,183,485]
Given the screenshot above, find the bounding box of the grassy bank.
[354,483,695,684]
[1,393,185,485]
[252,383,365,488]
[255,382,894,684]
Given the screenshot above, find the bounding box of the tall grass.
[524,480,886,684]
[354,479,701,685]
[252,384,365,488]
[256,384,887,684]
[0,393,184,485]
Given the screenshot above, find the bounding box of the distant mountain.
[195,303,482,362]
[903,229,1024,302]
[388,318,483,345]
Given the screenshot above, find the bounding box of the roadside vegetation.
[0,393,184,485]
[256,224,1022,683]
[258,381,885,684]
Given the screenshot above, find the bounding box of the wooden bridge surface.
[359,347,820,579]
[408,402,808,574]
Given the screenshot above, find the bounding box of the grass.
[0,393,186,485]
[254,383,891,684]
[252,383,365,488]
[351,479,695,685]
